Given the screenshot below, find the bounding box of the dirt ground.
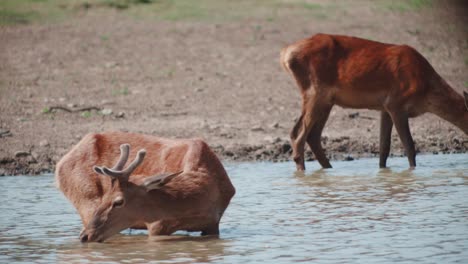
[1,0,467,175]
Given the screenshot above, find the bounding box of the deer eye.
[112,197,125,208]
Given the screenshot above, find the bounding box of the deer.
[280,33,468,171]
[55,131,235,243]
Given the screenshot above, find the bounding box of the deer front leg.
[306,105,332,168]
[389,111,416,168]
[379,111,393,168]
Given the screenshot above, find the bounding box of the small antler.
[112,144,130,170]
[94,144,146,181]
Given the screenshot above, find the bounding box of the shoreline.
[1,137,466,176]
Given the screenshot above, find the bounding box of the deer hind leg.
[306,105,332,168]
[379,111,393,168]
[388,110,416,168]
[291,95,331,171]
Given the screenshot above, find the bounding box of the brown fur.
[281,33,468,170]
[56,131,235,242]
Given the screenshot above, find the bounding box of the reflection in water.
[0,154,467,263]
[58,235,227,263]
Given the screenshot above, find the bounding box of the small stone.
[101,108,113,115]
[101,99,115,105]
[0,168,6,176]
[251,126,264,132]
[67,103,77,108]
[279,143,290,154]
[59,97,66,102]
[0,130,12,138]
[15,151,30,158]
[116,111,125,118]
[270,122,280,129]
[39,140,50,147]
[344,156,354,161]
[195,88,204,92]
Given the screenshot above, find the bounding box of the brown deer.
[280,33,468,171]
[55,131,235,242]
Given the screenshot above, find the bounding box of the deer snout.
[80,234,88,243]
[79,231,89,243]
[80,229,103,243]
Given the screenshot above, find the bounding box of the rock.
[15,151,30,158]
[0,168,5,176]
[251,126,264,132]
[101,108,113,115]
[67,103,77,108]
[195,88,204,92]
[344,156,354,161]
[101,99,115,105]
[39,140,50,147]
[270,122,280,129]
[116,111,125,118]
[280,143,291,154]
[0,130,12,138]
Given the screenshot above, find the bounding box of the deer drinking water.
[56,131,235,242]
[281,33,468,171]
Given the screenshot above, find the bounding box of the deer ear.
[141,171,184,192]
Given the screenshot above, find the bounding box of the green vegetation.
[383,0,433,12]
[112,87,129,96]
[41,107,51,114]
[81,111,92,118]
[0,0,338,25]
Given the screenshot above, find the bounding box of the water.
[0,154,467,263]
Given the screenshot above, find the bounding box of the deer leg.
[290,114,304,142]
[389,111,416,168]
[292,97,329,171]
[379,111,393,168]
[201,223,220,236]
[306,105,332,168]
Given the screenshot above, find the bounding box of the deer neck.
[427,82,468,134]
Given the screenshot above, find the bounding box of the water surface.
[0,154,467,263]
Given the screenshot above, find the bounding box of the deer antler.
[93,144,146,181]
[112,144,130,170]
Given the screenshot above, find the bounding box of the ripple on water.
[0,154,467,263]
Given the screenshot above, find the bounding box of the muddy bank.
[1,134,466,176]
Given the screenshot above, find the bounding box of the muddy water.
[0,154,467,263]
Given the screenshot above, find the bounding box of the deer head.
[80,144,182,243]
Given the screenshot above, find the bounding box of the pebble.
[14,151,30,158]
[39,140,50,147]
[116,111,125,118]
[270,122,280,129]
[251,126,264,132]
[101,108,113,115]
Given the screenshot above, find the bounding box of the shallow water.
[0,154,467,263]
